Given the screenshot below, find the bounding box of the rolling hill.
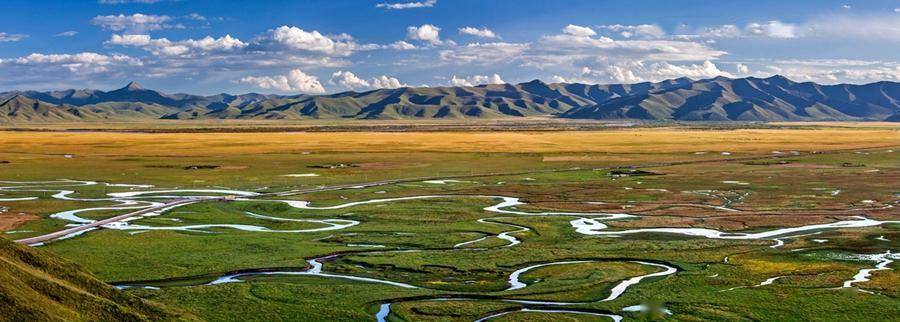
[2,76,899,122]
[0,237,184,321]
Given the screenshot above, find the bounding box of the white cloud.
[553,60,732,84]
[239,69,326,94]
[370,75,406,89]
[691,21,796,39]
[531,28,727,66]
[376,0,436,10]
[562,24,597,37]
[842,4,851,9]
[266,25,373,56]
[746,21,797,38]
[646,60,733,80]
[329,70,370,90]
[436,24,727,84]
[693,14,900,41]
[99,26,362,79]
[759,59,900,84]
[2,52,142,74]
[107,34,247,56]
[107,34,152,46]
[187,13,206,21]
[407,24,442,45]
[599,24,665,39]
[439,42,529,64]
[449,74,505,86]
[329,70,406,90]
[695,25,742,38]
[388,40,417,50]
[736,63,750,74]
[459,27,499,39]
[90,14,175,33]
[54,31,79,37]
[0,32,28,42]
[551,75,569,83]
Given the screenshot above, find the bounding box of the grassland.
[0,123,898,321]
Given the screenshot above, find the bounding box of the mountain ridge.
[2,76,899,123]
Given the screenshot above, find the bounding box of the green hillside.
[0,237,186,321]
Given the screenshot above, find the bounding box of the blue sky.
[1,0,899,94]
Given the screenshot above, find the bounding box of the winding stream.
[3,179,898,321]
[841,251,897,290]
[571,216,900,243]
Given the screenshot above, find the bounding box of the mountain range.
[2,76,899,123]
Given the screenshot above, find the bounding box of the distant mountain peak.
[123,81,145,91]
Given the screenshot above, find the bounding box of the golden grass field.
[1,127,898,157]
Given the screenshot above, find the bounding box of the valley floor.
[0,123,898,321]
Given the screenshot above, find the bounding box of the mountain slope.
[2,76,899,122]
[561,76,900,121]
[0,237,184,321]
[0,95,103,122]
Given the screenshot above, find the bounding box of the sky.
[1,0,899,94]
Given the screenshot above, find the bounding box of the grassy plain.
[0,123,898,321]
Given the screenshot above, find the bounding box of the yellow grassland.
[0,127,897,157]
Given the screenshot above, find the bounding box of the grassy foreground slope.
[0,237,186,321]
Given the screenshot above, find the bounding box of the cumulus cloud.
[107,34,247,56]
[376,0,436,10]
[458,27,499,39]
[552,60,732,84]
[599,24,665,39]
[0,32,28,42]
[449,74,505,86]
[736,63,750,74]
[239,69,326,93]
[434,24,727,85]
[329,70,406,90]
[105,25,377,69]
[54,31,79,37]
[370,75,406,89]
[645,60,733,80]
[329,70,370,90]
[98,25,375,80]
[562,24,597,37]
[0,52,142,74]
[91,14,176,33]
[407,24,442,45]
[263,25,377,56]
[529,26,727,67]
